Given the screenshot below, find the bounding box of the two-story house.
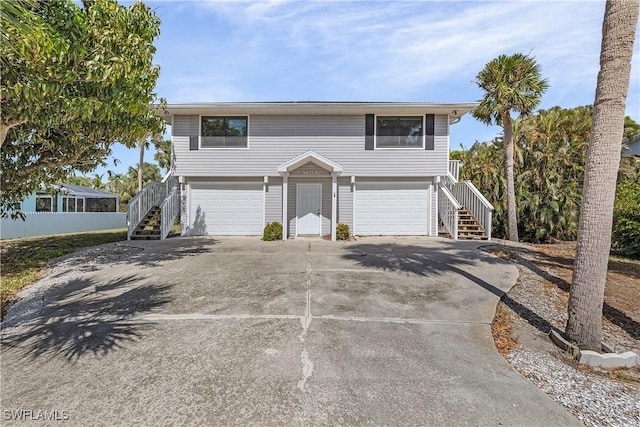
[129,102,493,241]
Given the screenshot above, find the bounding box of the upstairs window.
[201,116,248,148]
[376,116,424,149]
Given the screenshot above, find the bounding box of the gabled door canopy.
[277,151,343,175]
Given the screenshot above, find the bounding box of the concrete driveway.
[1,237,579,426]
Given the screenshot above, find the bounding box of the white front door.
[297,184,322,235]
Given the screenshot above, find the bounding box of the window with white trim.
[376,116,424,148]
[35,194,56,212]
[201,116,248,148]
[62,196,85,212]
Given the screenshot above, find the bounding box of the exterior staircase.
[127,172,180,241]
[438,160,494,241]
[130,206,161,240]
[457,207,488,240]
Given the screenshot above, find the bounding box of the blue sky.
[97,0,640,178]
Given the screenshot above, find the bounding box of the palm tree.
[472,53,549,241]
[136,138,151,192]
[566,0,639,350]
[153,139,172,174]
[136,132,164,192]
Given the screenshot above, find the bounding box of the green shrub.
[263,222,283,241]
[612,180,640,259]
[336,223,350,240]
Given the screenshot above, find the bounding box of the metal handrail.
[438,185,461,240]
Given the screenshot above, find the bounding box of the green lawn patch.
[1,229,127,317]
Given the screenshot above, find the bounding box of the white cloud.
[153,0,638,119]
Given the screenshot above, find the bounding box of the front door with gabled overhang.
[297,183,322,235]
[277,151,343,241]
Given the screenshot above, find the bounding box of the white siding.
[265,177,282,224]
[430,182,438,236]
[173,115,449,177]
[337,178,353,232]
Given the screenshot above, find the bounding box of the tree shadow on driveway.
[1,274,171,363]
[342,241,556,334]
[47,237,220,277]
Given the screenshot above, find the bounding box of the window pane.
[226,118,247,136]
[201,136,248,148]
[376,117,423,148]
[202,117,226,136]
[201,117,248,147]
[36,197,52,212]
[86,198,116,212]
[77,198,84,212]
[62,197,69,212]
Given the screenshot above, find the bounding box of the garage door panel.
[355,182,429,235]
[190,183,263,235]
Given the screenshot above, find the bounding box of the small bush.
[263,222,283,241]
[336,223,350,240]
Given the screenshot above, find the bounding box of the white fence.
[1,212,126,240]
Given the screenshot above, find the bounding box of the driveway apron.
[0,237,580,426]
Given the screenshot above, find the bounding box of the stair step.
[136,224,161,230]
[130,235,161,241]
[454,207,489,240]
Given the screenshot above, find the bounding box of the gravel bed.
[508,348,640,427]
[486,241,640,427]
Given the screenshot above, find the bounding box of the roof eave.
[162,101,479,120]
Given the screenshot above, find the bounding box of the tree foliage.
[154,139,173,174]
[457,108,640,253]
[0,0,164,218]
[106,162,161,210]
[458,106,592,242]
[612,157,640,258]
[472,53,549,241]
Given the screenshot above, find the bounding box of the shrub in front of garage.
[263,222,283,241]
[336,223,350,240]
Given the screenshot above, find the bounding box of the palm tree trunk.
[138,140,144,192]
[502,112,519,242]
[566,0,639,350]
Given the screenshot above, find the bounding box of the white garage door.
[189,183,263,235]
[355,182,429,235]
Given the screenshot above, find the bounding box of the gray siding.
[173,115,199,137]
[337,178,353,232]
[430,181,438,236]
[173,115,449,177]
[265,177,282,224]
